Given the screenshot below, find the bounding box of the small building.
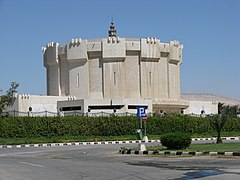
[182,93,240,115]
[3,94,68,116]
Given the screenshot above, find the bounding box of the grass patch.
[0,131,240,145]
[149,132,240,140]
[0,135,137,145]
[186,143,240,152]
[147,142,240,152]
[190,131,240,138]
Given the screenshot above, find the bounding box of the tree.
[211,103,232,144]
[218,102,239,118]
[0,82,19,114]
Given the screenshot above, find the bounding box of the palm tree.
[211,104,231,144]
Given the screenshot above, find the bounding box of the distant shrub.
[160,133,192,150]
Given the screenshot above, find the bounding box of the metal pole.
[144,120,147,137]
[140,117,142,129]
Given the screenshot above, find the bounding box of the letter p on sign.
[137,107,146,119]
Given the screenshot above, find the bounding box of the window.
[114,72,116,85]
[128,105,148,109]
[89,105,123,110]
[61,106,81,111]
[149,72,152,86]
[173,73,176,87]
[77,73,80,87]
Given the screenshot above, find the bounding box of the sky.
[0,0,239,99]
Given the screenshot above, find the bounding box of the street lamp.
[87,107,91,117]
[28,106,32,117]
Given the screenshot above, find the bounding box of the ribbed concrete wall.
[43,38,185,112]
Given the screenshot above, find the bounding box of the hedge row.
[0,115,239,138]
[0,116,139,138]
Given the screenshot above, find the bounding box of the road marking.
[18,161,44,168]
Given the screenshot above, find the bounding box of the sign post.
[137,107,146,129]
[142,116,147,137]
[137,107,147,136]
[137,107,148,151]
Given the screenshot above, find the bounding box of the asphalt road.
[0,143,240,180]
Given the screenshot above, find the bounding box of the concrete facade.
[183,100,218,115]
[57,98,152,115]
[42,23,188,114]
[4,94,68,116]
[181,93,240,115]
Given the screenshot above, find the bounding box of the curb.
[192,137,240,141]
[0,136,239,149]
[119,150,240,156]
[0,140,160,149]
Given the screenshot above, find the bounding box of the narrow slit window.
[173,73,176,87]
[114,72,116,85]
[149,72,152,86]
[77,73,80,87]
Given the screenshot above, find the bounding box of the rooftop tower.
[108,21,117,37]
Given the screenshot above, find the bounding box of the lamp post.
[87,107,91,117]
[28,106,32,117]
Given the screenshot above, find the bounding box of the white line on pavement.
[18,161,44,168]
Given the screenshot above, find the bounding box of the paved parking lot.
[0,142,240,179]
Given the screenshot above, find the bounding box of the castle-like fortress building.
[5,23,227,116]
[42,22,188,114]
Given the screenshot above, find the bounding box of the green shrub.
[160,133,192,150]
[0,115,239,138]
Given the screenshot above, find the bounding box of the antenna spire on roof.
[108,20,117,37]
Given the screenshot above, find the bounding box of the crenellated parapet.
[169,40,183,65]
[43,42,59,67]
[140,37,160,61]
[19,94,30,99]
[42,38,183,64]
[67,38,88,62]
[102,37,126,60]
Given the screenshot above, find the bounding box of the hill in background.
[181,93,240,106]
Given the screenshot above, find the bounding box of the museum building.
[41,22,188,114]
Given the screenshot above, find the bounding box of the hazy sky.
[0,0,239,99]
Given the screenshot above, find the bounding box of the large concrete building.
[42,22,188,114]
[6,22,236,116]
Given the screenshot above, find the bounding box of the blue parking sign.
[137,107,146,119]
